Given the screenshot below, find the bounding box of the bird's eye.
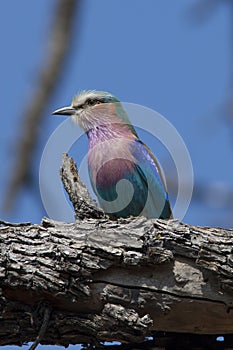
[86,99,102,107]
[88,99,96,106]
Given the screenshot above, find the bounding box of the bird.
[52,90,172,219]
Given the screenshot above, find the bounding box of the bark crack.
[91,279,231,308]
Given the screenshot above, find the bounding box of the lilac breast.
[87,126,137,190]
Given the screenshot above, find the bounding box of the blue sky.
[1,0,231,227]
[0,0,232,347]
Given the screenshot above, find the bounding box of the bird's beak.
[52,106,75,116]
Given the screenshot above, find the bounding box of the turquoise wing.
[130,140,172,219]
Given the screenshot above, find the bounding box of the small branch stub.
[60,153,104,219]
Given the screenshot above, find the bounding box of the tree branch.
[0,154,233,347]
[0,213,233,346]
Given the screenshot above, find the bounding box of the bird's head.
[52,90,137,136]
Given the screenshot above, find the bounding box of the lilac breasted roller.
[52,90,172,219]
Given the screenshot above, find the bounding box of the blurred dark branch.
[189,0,233,124]
[229,1,233,124]
[187,0,221,23]
[167,177,233,211]
[185,0,233,227]
[4,0,82,211]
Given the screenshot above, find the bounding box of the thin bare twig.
[29,307,51,350]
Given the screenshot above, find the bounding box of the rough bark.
[0,154,233,348]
